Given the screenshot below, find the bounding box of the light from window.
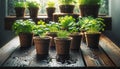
[7,0,109,16]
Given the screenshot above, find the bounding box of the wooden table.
[0,34,120,68]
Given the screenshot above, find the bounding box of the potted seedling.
[68,21,82,50]
[46,21,60,47]
[33,20,51,57]
[80,16,105,49]
[77,17,87,43]
[12,19,36,48]
[78,0,101,18]
[54,30,72,62]
[58,15,75,30]
[27,1,40,18]
[59,0,76,13]
[46,0,56,18]
[14,1,26,17]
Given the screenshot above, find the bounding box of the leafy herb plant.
[59,0,76,5]
[58,15,76,30]
[14,2,27,8]
[78,0,101,5]
[46,0,55,7]
[27,1,40,8]
[46,21,60,33]
[79,16,105,33]
[33,20,48,37]
[12,19,36,35]
[57,30,70,38]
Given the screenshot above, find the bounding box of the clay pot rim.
[69,32,82,36]
[85,32,101,34]
[19,32,33,35]
[46,32,57,34]
[54,37,72,40]
[79,4,100,6]
[59,5,75,6]
[33,36,52,39]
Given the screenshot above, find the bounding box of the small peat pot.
[46,32,57,48]
[15,7,25,18]
[69,33,82,50]
[85,32,101,49]
[33,36,51,56]
[28,7,39,18]
[59,5,75,13]
[79,5,100,18]
[46,7,56,18]
[54,37,72,61]
[19,33,33,48]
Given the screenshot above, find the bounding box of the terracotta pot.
[59,5,75,13]
[85,32,101,49]
[46,32,57,47]
[69,33,82,50]
[46,7,56,18]
[79,5,100,18]
[19,33,33,48]
[54,37,72,55]
[33,36,51,55]
[15,7,25,17]
[29,7,39,18]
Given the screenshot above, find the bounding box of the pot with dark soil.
[85,32,101,49]
[12,19,36,48]
[28,8,39,18]
[79,5,100,18]
[15,7,25,17]
[14,2,26,17]
[46,7,56,18]
[33,20,52,59]
[54,31,72,62]
[69,33,82,50]
[46,0,56,18]
[19,33,33,48]
[34,36,51,55]
[78,0,101,18]
[79,16,105,49]
[58,0,75,13]
[45,22,59,48]
[46,32,57,47]
[27,1,40,18]
[59,5,75,13]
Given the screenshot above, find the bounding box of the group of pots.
[13,0,104,62]
[18,32,82,60]
[14,1,40,18]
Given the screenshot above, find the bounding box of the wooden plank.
[2,46,35,67]
[81,41,115,67]
[92,47,115,67]
[81,43,99,67]
[0,36,19,66]
[99,34,120,66]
